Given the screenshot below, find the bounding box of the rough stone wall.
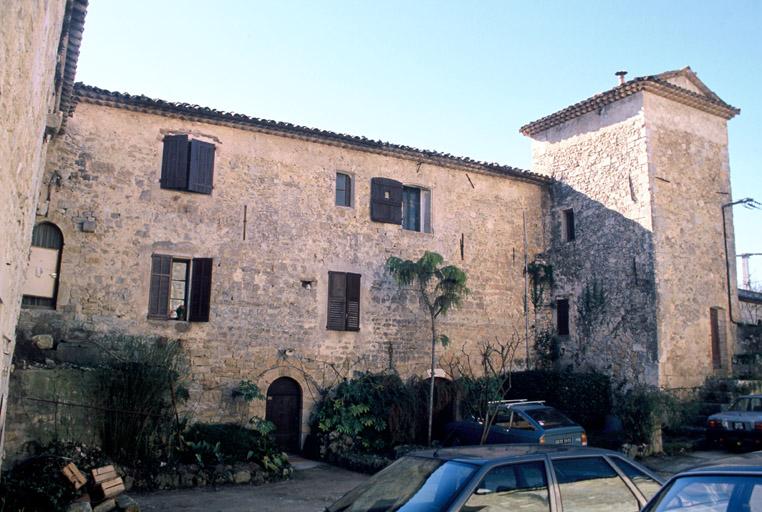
[0,0,67,461]
[529,93,660,385]
[644,92,737,388]
[18,101,548,448]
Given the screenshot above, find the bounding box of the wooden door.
[266,377,302,453]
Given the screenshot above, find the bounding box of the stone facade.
[17,99,548,451]
[526,71,739,389]
[0,0,85,463]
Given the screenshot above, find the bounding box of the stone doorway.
[266,377,302,452]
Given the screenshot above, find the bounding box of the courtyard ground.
[134,450,730,511]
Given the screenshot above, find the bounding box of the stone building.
[0,0,87,463]
[9,67,741,454]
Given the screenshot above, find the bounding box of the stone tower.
[521,68,740,389]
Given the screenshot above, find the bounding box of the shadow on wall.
[547,181,659,385]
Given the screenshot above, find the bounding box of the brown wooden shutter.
[189,258,213,322]
[370,178,403,224]
[345,273,361,331]
[161,135,189,190]
[327,272,347,330]
[188,140,215,194]
[148,255,172,318]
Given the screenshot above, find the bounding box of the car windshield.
[327,456,477,512]
[525,408,576,428]
[728,397,762,412]
[645,474,762,512]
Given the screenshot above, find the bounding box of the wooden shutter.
[148,255,172,318]
[161,135,189,190]
[345,273,361,331]
[327,272,347,330]
[189,258,213,322]
[188,140,215,194]
[370,178,403,224]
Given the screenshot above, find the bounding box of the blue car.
[444,400,587,447]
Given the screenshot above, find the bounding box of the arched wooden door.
[22,222,63,309]
[266,377,302,452]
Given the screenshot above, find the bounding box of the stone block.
[55,341,103,366]
[32,334,54,350]
[232,469,251,484]
[115,494,139,512]
[93,499,116,512]
[67,502,93,512]
[81,220,96,233]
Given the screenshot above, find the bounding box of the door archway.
[266,377,302,452]
[22,222,63,309]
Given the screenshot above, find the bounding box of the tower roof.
[520,67,740,137]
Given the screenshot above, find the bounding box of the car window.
[552,457,640,512]
[461,460,550,512]
[327,456,477,512]
[751,398,762,412]
[609,457,662,500]
[645,475,762,512]
[511,412,536,431]
[524,407,576,428]
[729,398,749,412]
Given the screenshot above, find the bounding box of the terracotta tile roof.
[520,68,740,137]
[58,0,88,133]
[71,83,549,184]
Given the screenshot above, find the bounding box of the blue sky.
[76,0,761,286]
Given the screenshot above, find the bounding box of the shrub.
[181,422,291,477]
[312,373,417,458]
[96,334,189,466]
[614,384,678,445]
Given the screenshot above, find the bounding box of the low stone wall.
[5,367,101,463]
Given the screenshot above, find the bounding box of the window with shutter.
[188,140,215,194]
[345,273,361,331]
[370,177,403,224]
[336,172,352,207]
[189,258,213,322]
[160,135,215,194]
[327,271,361,331]
[148,254,172,318]
[563,208,575,241]
[160,135,189,190]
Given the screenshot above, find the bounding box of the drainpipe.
[721,198,756,323]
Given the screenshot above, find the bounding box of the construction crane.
[738,253,762,289]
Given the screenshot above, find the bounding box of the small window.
[710,306,726,369]
[370,177,403,224]
[556,298,570,336]
[327,271,361,331]
[336,172,352,207]
[463,460,550,512]
[148,255,213,322]
[552,457,639,512]
[402,185,431,233]
[563,208,575,241]
[160,134,215,194]
[22,222,64,309]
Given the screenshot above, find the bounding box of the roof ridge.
[520,70,739,136]
[71,83,550,184]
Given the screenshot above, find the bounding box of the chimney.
[615,71,628,85]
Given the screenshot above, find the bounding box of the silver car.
[706,394,762,450]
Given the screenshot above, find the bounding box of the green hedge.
[502,370,612,431]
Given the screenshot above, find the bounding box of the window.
[402,186,432,232]
[335,172,352,207]
[609,457,662,501]
[148,255,213,322]
[22,222,64,309]
[370,177,431,232]
[552,457,640,512]
[563,208,575,241]
[160,134,215,194]
[462,460,550,512]
[710,306,726,369]
[556,298,570,336]
[327,271,361,331]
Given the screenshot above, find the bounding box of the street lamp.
[721,198,760,323]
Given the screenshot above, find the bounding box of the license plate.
[554,438,573,444]
[734,422,745,431]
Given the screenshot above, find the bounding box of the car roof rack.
[487,399,546,409]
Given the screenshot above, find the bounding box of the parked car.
[444,400,587,447]
[326,445,663,512]
[641,451,762,511]
[706,394,762,450]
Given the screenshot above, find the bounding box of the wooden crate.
[61,462,87,490]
